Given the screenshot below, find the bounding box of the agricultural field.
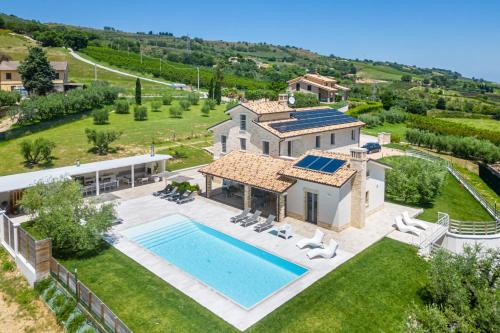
[0,30,172,95]
[355,62,423,81]
[0,100,228,176]
[438,117,500,132]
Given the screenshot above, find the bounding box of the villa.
[287,73,350,102]
[200,147,390,230]
[209,98,364,160]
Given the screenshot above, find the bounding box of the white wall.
[366,162,386,214]
[286,179,352,229]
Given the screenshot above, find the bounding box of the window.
[295,83,300,91]
[55,72,60,80]
[315,135,321,148]
[365,191,369,207]
[366,168,370,178]
[287,141,292,157]
[262,141,269,155]
[351,129,355,141]
[5,73,12,80]
[330,133,335,145]
[240,138,247,150]
[221,135,227,153]
[240,114,247,131]
[307,84,312,91]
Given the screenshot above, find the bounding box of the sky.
[2,0,500,82]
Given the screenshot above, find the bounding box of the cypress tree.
[135,78,142,105]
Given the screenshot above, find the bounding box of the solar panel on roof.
[294,155,346,174]
[270,109,359,133]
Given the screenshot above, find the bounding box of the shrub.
[66,313,86,333]
[114,99,130,114]
[20,178,115,256]
[179,99,191,111]
[245,89,278,101]
[359,114,382,128]
[85,128,122,155]
[201,102,211,116]
[391,133,401,143]
[172,181,200,193]
[383,156,447,205]
[133,105,148,120]
[347,102,383,116]
[293,92,319,108]
[151,100,162,112]
[225,100,238,110]
[169,105,183,118]
[162,93,173,105]
[1,260,15,272]
[56,298,77,323]
[187,93,200,105]
[92,108,109,124]
[19,138,56,165]
[0,90,20,107]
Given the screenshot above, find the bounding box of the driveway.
[330,133,404,160]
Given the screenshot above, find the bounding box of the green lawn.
[361,122,407,139]
[438,117,500,132]
[0,101,228,175]
[60,238,427,333]
[159,142,214,171]
[355,63,423,82]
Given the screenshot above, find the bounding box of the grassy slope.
[361,122,407,138]
[60,238,427,333]
[355,63,423,81]
[0,30,171,94]
[0,101,228,175]
[438,117,500,132]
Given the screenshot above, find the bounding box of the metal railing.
[448,219,499,236]
[418,212,449,254]
[406,149,499,222]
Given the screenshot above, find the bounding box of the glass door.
[306,192,318,224]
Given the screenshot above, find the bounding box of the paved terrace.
[104,169,421,330]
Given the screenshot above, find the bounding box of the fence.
[50,258,132,333]
[418,212,449,255]
[406,149,499,222]
[448,219,500,236]
[17,227,51,273]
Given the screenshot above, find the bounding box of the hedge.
[346,101,383,117]
[408,115,500,145]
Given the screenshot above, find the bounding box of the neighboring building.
[200,148,390,230]
[0,60,69,93]
[288,73,350,102]
[209,99,364,160]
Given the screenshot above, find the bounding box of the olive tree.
[20,178,115,256]
[19,138,56,165]
[85,128,121,155]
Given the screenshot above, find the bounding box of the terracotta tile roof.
[257,118,365,139]
[334,83,350,91]
[199,151,295,193]
[279,150,356,187]
[0,61,67,71]
[305,73,337,83]
[240,100,294,115]
[297,78,338,92]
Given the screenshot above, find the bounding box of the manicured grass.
[361,122,407,138]
[438,117,500,132]
[59,238,427,333]
[0,101,228,175]
[159,144,213,171]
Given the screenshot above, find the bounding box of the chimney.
[349,147,367,228]
[278,93,288,105]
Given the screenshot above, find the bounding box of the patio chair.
[177,191,195,204]
[153,184,173,197]
[307,239,339,259]
[296,229,324,249]
[395,216,421,236]
[402,211,428,230]
[168,189,186,201]
[254,214,275,232]
[230,208,251,223]
[241,210,262,227]
[162,187,178,199]
[277,224,293,239]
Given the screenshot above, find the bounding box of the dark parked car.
[362,142,381,154]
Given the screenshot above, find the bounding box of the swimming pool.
[121,214,308,309]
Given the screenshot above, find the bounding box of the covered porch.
[199,151,295,222]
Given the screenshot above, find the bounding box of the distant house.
[0,60,69,94]
[288,73,350,102]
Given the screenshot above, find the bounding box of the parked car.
[362,142,381,154]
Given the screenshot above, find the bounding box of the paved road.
[68,49,186,88]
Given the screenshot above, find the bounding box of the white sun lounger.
[307,239,339,259]
[277,224,293,239]
[395,216,421,236]
[402,211,428,230]
[296,229,324,249]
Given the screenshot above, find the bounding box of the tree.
[20,178,115,256]
[18,47,56,96]
[213,65,224,104]
[0,17,5,29]
[162,93,173,105]
[0,90,20,107]
[133,105,148,120]
[169,105,183,118]
[179,99,191,111]
[401,74,412,82]
[63,30,88,50]
[201,102,211,116]
[19,138,56,165]
[187,93,200,105]
[407,246,500,332]
[151,100,162,112]
[92,108,109,124]
[380,90,395,110]
[436,97,446,110]
[114,99,130,114]
[34,30,63,47]
[293,92,320,108]
[135,78,142,105]
[85,128,122,155]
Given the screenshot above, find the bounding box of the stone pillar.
[205,175,213,198]
[349,148,367,228]
[95,171,100,195]
[243,185,251,210]
[277,193,285,222]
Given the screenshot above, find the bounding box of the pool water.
[121,214,308,309]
